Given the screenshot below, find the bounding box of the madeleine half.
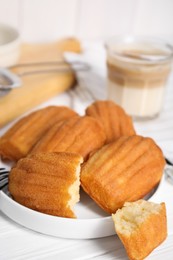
[9,152,83,218]
[81,135,165,213]
[86,100,136,143]
[0,106,78,161]
[31,116,106,160]
[112,200,167,260]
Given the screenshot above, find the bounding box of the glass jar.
[105,36,173,119]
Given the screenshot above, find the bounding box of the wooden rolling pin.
[0,38,81,127]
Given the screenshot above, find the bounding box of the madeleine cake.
[0,106,78,161]
[86,100,136,143]
[112,200,167,260]
[81,135,165,213]
[9,152,83,218]
[31,116,106,160]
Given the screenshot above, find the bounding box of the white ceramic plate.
[0,186,115,239]
[0,162,164,239]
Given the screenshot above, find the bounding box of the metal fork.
[0,168,9,190]
[0,61,90,98]
[67,68,106,110]
[165,165,173,185]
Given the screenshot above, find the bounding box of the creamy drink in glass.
[106,36,173,119]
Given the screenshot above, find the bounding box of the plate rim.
[0,168,165,239]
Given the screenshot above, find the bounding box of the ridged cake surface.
[86,100,136,143]
[81,135,165,213]
[0,106,77,161]
[9,152,83,218]
[31,116,106,160]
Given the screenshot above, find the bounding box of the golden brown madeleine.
[0,106,78,161]
[81,135,165,213]
[112,200,167,260]
[86,100,136,143]
[9,152,83,218]
[31,116,106,160]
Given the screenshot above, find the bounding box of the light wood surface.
[0,38,81,127]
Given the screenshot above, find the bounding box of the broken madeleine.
[9,152,83,218]
[112,200,167,260]
[0,106,78,161]
[86,100,136,143]
[81,135,165,213]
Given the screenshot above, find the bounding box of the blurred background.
[0,0,173,42]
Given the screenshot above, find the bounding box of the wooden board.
[0,38,81,127]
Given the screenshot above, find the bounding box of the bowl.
[0,23,21,67]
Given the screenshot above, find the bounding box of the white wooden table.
[0,42,173,260]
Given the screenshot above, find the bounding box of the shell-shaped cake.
[9,152,83,218]
[0,106,77,161]
[81,135,165,213]
[31,116,106,160]
[86,100,136,143]
[112,200,167,260]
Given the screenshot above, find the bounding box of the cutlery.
[0,168,9,189]
[0,61,89,93]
